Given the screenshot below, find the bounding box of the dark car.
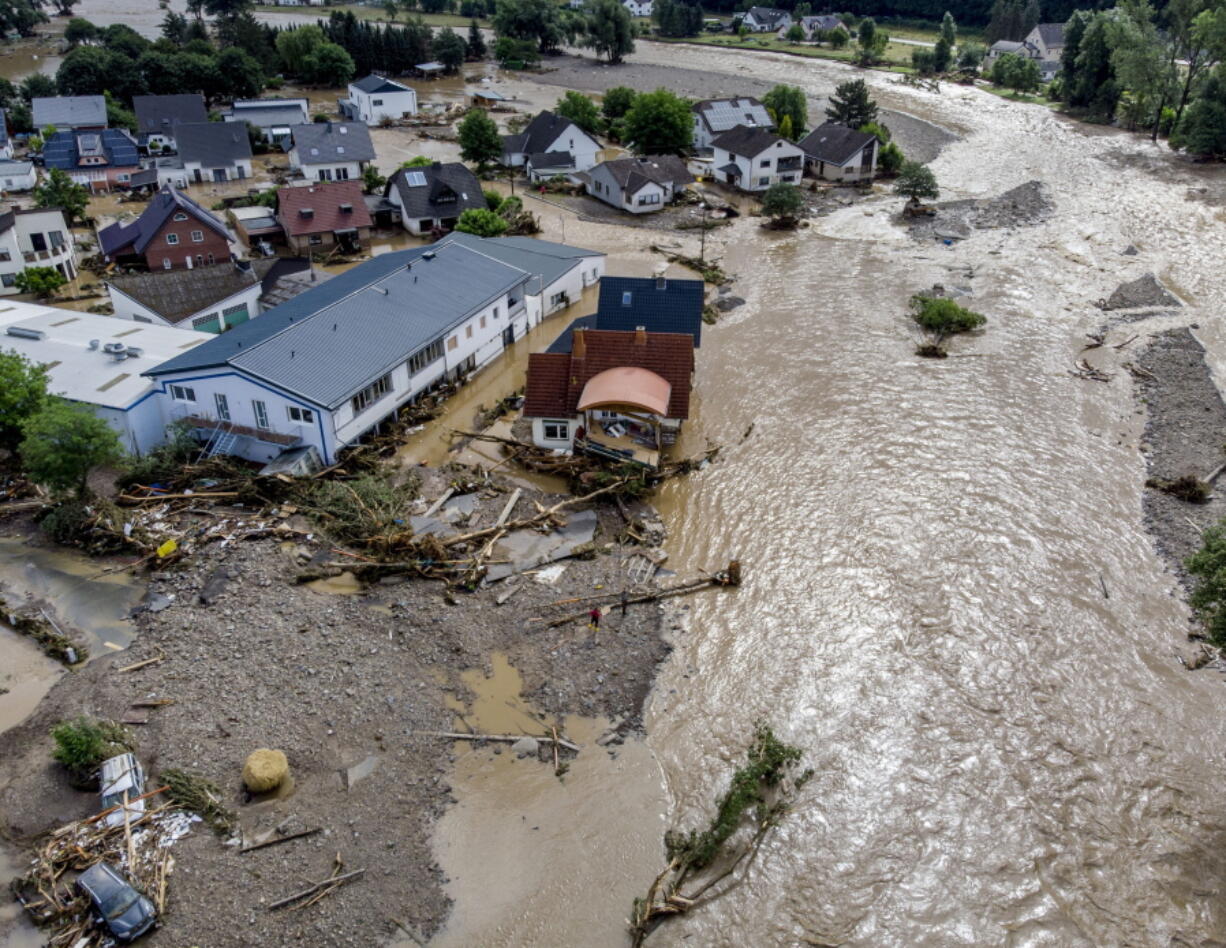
[76,862,156,942]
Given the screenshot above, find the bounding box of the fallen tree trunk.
[414,730,581,752]
[543,564,741,628]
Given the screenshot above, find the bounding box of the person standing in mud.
[588,607,601,631]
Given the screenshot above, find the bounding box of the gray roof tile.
[174,121,253,167]
[290,121,375,164]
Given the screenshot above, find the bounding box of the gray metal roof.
[290,121,376,164]
[0,160,33,175]
[32,95,106,129]
[174,122,253,168]
[436,232,603,296]
[132,95,208,135]
[693,97,772,134]
[352,74,411,94]
[224,241,529,408]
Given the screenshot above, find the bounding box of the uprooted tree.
[1187,523,1226,648]
[909,293,986,358]
[629,724,811,946]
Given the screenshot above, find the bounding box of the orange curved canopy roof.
[577,366,671,416]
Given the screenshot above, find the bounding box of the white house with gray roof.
[711,125,804,191]
[224,98,310,148]
[692,97,773,151]
[340,74,418,125]
[143,242,539,465]
[172,122,254,184]
[384,161,486,236]
[741,6,790,31]
[288,121,375,182]
[0,160,36,192]
[32,95,107,132]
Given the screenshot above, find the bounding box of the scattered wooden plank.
[494,488,523,528]
[269,868,365,911]
[241,826,322,854]
[414,730,580,753]
[116,649,165,673]
[423,488,455,519]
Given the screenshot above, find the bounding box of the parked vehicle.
[76,862,156,942]
[99,753,146,829]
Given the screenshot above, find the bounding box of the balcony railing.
[22,246,71,264]
[172,406,304,447]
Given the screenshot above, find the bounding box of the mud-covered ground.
[535,49,959,164]
[0,468,670,947]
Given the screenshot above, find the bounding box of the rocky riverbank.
[0,467,674,947]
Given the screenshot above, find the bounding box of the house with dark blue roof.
[143,241,537,465]
[548,275,704,353]
[43,127,140,193]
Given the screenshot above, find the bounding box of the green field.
[651,33,921,69]
[253,4,487,28]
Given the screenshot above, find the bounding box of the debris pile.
[1101,272,1181,311]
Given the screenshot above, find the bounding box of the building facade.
[0,207,77,292]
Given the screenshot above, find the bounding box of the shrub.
[1188,524,1226,646]
[484,189,504,211]
[909,294,985,357]
[38,499,94,545]
[51,716,133,789]
[455,207,508,237]
[115,422,195,491]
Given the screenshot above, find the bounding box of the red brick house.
[523,326,694,469]
[276,181,372,254]
[97,185,232,271]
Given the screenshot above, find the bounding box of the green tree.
[276,23,326,76]
[1187,522,1226,645]
[760,181,804,225]
[362,164,387,194]
[825,78,877,129]
[105,91,135,131]
[14,266,66,298]
[762,84,806,138]
[467,18,488,59]
[383,0,399,20]
[455,207,509,236]
[303,42,356,86]
[909,294,985,357]
[101,23,148,59]
[912,48,936,74]
[217,46,266,101]
[990,51,1040,92]
[34,168,89,224]
[556,89,600,133]
[1063,11,1120,118]
[940,10,956,46]
[161,9,188,44]
[932,35,952,72]
[583,0,635,64]
[0,349,48,452]
[855,16,887,65]
[433,26,468,72]
[1171,66,1226,155]
[602,85,636,119]
[957,42,985,70]
[623,87,692,154]
[1172,0,1226,126]
[53,0,79,14]
[63,16,97,46]
[458,108,503,167]
[401,154,434,167]
[493,35,540,66]
[785,23,805,42]
[894,160,938,202]
[828,25,849,48]
[860,121,903,174]
[21,73,56,102]
[493,0,568,53]
[20,399,124,498]
[203,0,253,21]
[653,0,702,37]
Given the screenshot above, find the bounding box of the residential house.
[523,326,694,468]
[43,128,140,192]
[0,301,212,456]
[435,231,606,325]
[173,122,254,184]
[623,0,652,15]
[986,38,1032,62]
[501,111,601,174]
[276,180,372,253]
[547,274,704,353]
[97,185,233,270]
[384,161,485,236]
[741,6,791,31]
[1026,22,1065,61]
[340,74,418,125]
[224,98,311,148]
[0,160,37,192]
[0,207,78,291]
[791,14,842,39]
[0,111,13,160]
[584,155,693,214]
[132,94,208,152]
[106,258,301,332]
[525,152,577,182]
[32,95,107,132]
[711,125,804,191]
[692,97,773,151]
[142,242,536,466]
[287,121,375,182]
[798,123,878,182]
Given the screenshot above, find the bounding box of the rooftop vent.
[422,250,436,260]
[299,208,314,218]
[338,125,348,134]
[102,341,127,356]
[125,345,144,358]
[6,326,44,340]
[89,338,100,349]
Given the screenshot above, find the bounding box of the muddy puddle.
[0,625,61,736]
[419,653,664,947]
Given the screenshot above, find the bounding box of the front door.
[213,168,227,182]
[502,325,515,348]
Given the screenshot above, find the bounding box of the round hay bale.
[242,749,289,793]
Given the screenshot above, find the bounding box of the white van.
[100,754,146,829]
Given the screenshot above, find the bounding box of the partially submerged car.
[76,862,156,942]
[100,753,146,829]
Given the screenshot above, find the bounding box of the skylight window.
[405,171,427,187]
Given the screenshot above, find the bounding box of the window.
[0,273,14,287]
[408,338,444,375]
[214,392,230,421]
[163,258,172,269]
[170,384,196,402]
[287,405,314,424]
[758,177,770,187]
[782,175,796,182]
[190,230,204,243]
[117,173,130,183]
[550,291,567,308]
[309,235,323,245]
[373,98,383,106]
[192,312,220,331]
[29,233,45,252]
[253,400,269,429]
[465,325,472,339]
[165,233,179,245]
[173,213,188,222]
[480,315,487,329]
[48,231,64,249]
[637,193,661,206]
[351,373,391,413]
[195,254,204,267]
[447,335,458,351]
[207,253,215,264]
[0,250,10,262]
[336,167,349,180]
[543,420,570,440]
[760,159,770,167]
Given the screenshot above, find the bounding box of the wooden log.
[118,491,240,504]
[268,868,365,910]
[414,730,581,753]
[241,827,322,854]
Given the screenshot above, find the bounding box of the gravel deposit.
[1104,273,1183,311]
[0,472,671,947]
[910,180,1055,240]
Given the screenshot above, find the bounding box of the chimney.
[635,325,646,346]
[573,327,586,359]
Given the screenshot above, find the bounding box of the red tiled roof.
[277,181,372,237]
[523,329,694,420]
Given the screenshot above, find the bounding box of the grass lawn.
[977,84,1062,109]
[253,4,487,28]
[652,33,919,69]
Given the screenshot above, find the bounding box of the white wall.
[183,158,253,183]
[108,281,263,332]
[294,157,364,182]
[0,167,35,191]
[0,209,77,294]
[714,139,804,192]
[351,87,418,124]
